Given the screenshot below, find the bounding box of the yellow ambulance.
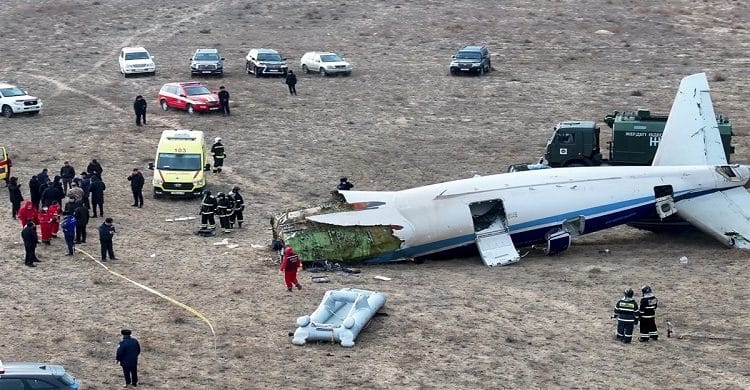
[149,130,209,197]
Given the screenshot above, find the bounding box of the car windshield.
[456,51,481,60]
[125,52,150,60]
[157,153,202,171]
[195,53,220,61]
[0,87,26,97]
[258,52,282,62]
[320,54,343,62]
[184,85,211,96]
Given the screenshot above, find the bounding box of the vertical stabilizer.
[652,73,726,166]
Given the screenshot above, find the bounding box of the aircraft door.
[469,200,520,267]
[654,185,677,219]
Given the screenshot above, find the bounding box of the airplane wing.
[307,207,409,228]
[652,72,727,166]
[676,187,750,248]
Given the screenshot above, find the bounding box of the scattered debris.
[213,238,230,246]
[311,276,330,283]
[679,256,689,266]
[250,244,264,249]
[373,275,391,281]
[166,216,197,222]
[598,248,610,254]
[595,29,614,35]
[227,244,239,249]
[149,253,156,258]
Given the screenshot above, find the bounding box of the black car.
[0,361,80,389]
[449,45,491,76]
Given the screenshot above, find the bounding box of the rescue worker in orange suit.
[639,285,659,341]
[17,200,38,227]
[613,287,639,343]
[280,246,302,292]
[48,201,61,238]
[38,205,55,245]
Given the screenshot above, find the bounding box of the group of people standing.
[613,285,659,343]
[198,186,245,234]
[7,159,122,267]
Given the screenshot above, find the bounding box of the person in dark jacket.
[134,95,147,126]
[216,192,232,233]
[60,161,76,193]
[127,168,145,207]
[73,201,90,244]
[337,176,354,191]
[199,191,217,231]
[80,172,91,210]
[41,177,64,207]
[285,70,297,95]
[211,137,225,173]
[116,329,141,387]
[638,285,659,341]
[87,159,103,177]
[230,185,244,228]
[218,86,230,116]
[613,287,639,344]
[29,175,41,210]
[21,220,39,267]
[61,214,77,256]
[37,168,49,185]
[90,174,106,218]
[98,217,116,261]
[8,176,23,219]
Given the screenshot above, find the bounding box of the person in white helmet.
[211,137,225,173]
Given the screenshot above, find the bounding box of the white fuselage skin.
[378,165,750,256]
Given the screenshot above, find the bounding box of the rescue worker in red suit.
[38,205,55,245]
[48,201,61,238]
[280,246,302,292]
[17,200,39,227]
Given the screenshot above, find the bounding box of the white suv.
[245,48,288,77]
[300,52,352,76]
[0,83,43,118]
[119,46,156,77]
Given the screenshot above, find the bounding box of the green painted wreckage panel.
[272,200,403,263]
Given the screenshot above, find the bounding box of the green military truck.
[540,109,733,167]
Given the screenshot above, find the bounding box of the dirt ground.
[2,0,750,388]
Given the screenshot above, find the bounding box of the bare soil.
[2,1,750,388]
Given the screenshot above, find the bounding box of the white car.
[119,46,156,77]
[0,83,43,117]
[300,52,352,76]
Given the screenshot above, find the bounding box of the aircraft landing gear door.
[654,185,677,219]
[470,200,520,267]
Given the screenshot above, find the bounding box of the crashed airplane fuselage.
[272,73,750,266]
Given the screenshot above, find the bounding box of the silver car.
[0,360,80,389]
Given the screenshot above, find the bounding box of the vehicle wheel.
[150,71,156,76]
[187,104,195,115]
[28,111,38,116]
[246,62,252,74]
[1,105,13,118]
[343,71,351,77]
[282,69,288,76]
[302,64,309,74]
[479,67,484,76]
[160,100,169,111]
[254,66,261,78]
[319,68,327,77]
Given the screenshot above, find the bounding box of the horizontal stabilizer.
[676,187,750,248]
[652,73,727,166]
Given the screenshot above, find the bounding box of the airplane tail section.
[652,73,727,166]
[676,187,750,248]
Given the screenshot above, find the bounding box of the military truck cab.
[149,130,210,198]
[543,121,601,167]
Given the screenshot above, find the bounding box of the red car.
[157,82,221,114]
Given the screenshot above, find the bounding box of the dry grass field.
[2,0,750,388]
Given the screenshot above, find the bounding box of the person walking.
[73,201,90,244]
[116,329,141,388]
[29,175,41,210]
[80,172,92,210]
[127,168,145,208]
[17,200,38,227]
[87,159,104,177]
[8,176,23,219]
[613,287,639,344]
[60,161,76,194]
[98,217,116,261]
[337,176,354,191]
[211,137,225,173]
[198,191,217,232]
[638,285,659,341]
[218,86,230,116]
[285,70,297,95]
[134,95,147,126]
[61,214,77,256]
[280,246,302,292]
[90,174,106,218]
[230,185,244,228]
[21,220,39,267]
